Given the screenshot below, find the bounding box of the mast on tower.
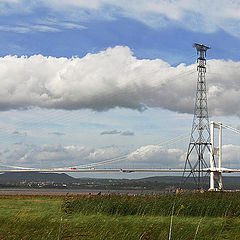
[182,43,215,189]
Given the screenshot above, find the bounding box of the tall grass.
[0,195,240,239]
[62,192,240,217]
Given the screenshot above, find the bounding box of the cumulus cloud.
[128,145,184,168]
[0,46,239,116]
[1,1,240,37]
[0,143,186,169]
[1,142,240,170]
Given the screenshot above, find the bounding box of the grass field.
[0,193,239,239]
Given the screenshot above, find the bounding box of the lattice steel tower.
[183,43,214,189]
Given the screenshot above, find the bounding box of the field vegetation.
[0,192,240,239]
[62,192,240,217]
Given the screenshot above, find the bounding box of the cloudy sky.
[0,0,240,178]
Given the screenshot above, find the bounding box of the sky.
[0,0,240,178]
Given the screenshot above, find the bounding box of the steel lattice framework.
[183,43,214,189]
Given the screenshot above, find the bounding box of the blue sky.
[0,0,240,177]
[1,10,240,63]
[0,0,240,61]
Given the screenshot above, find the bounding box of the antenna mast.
[183,43,214,189]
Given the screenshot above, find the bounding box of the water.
[0,188,167,195]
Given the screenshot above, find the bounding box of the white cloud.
[0,142,184,169]
[128,145,184,168]
[49,0,240,37]
[222,144,240,169]
[0,25,30,33]
[58,22,86,30]
[1,142,240,169]
[0,143,123,168]
[0,23,85,33]
[0,0,21,3]
[31,25,60,32]
[2,0,240,37]
[0,46,239,116]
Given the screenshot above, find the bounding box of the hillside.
[0,172,240,190]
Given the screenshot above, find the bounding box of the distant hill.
[137,176,186,183]
[0,172,240,190]
[0,172,188,184]
[0,172,75,184]
[140,175,240,184]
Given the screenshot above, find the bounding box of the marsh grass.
[0,193,240,239]
[61,192,240,217]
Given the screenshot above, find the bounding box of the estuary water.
[0,188,167,195]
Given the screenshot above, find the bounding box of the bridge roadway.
[0,167,239,173]
[0,168,192,173]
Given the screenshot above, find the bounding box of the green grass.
[61,192,240,217]
[0,194,239,239]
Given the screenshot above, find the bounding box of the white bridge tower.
[209,121,223,190]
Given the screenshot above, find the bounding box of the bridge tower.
[183,43,214,189]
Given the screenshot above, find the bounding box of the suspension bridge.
[0,43,240,191]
